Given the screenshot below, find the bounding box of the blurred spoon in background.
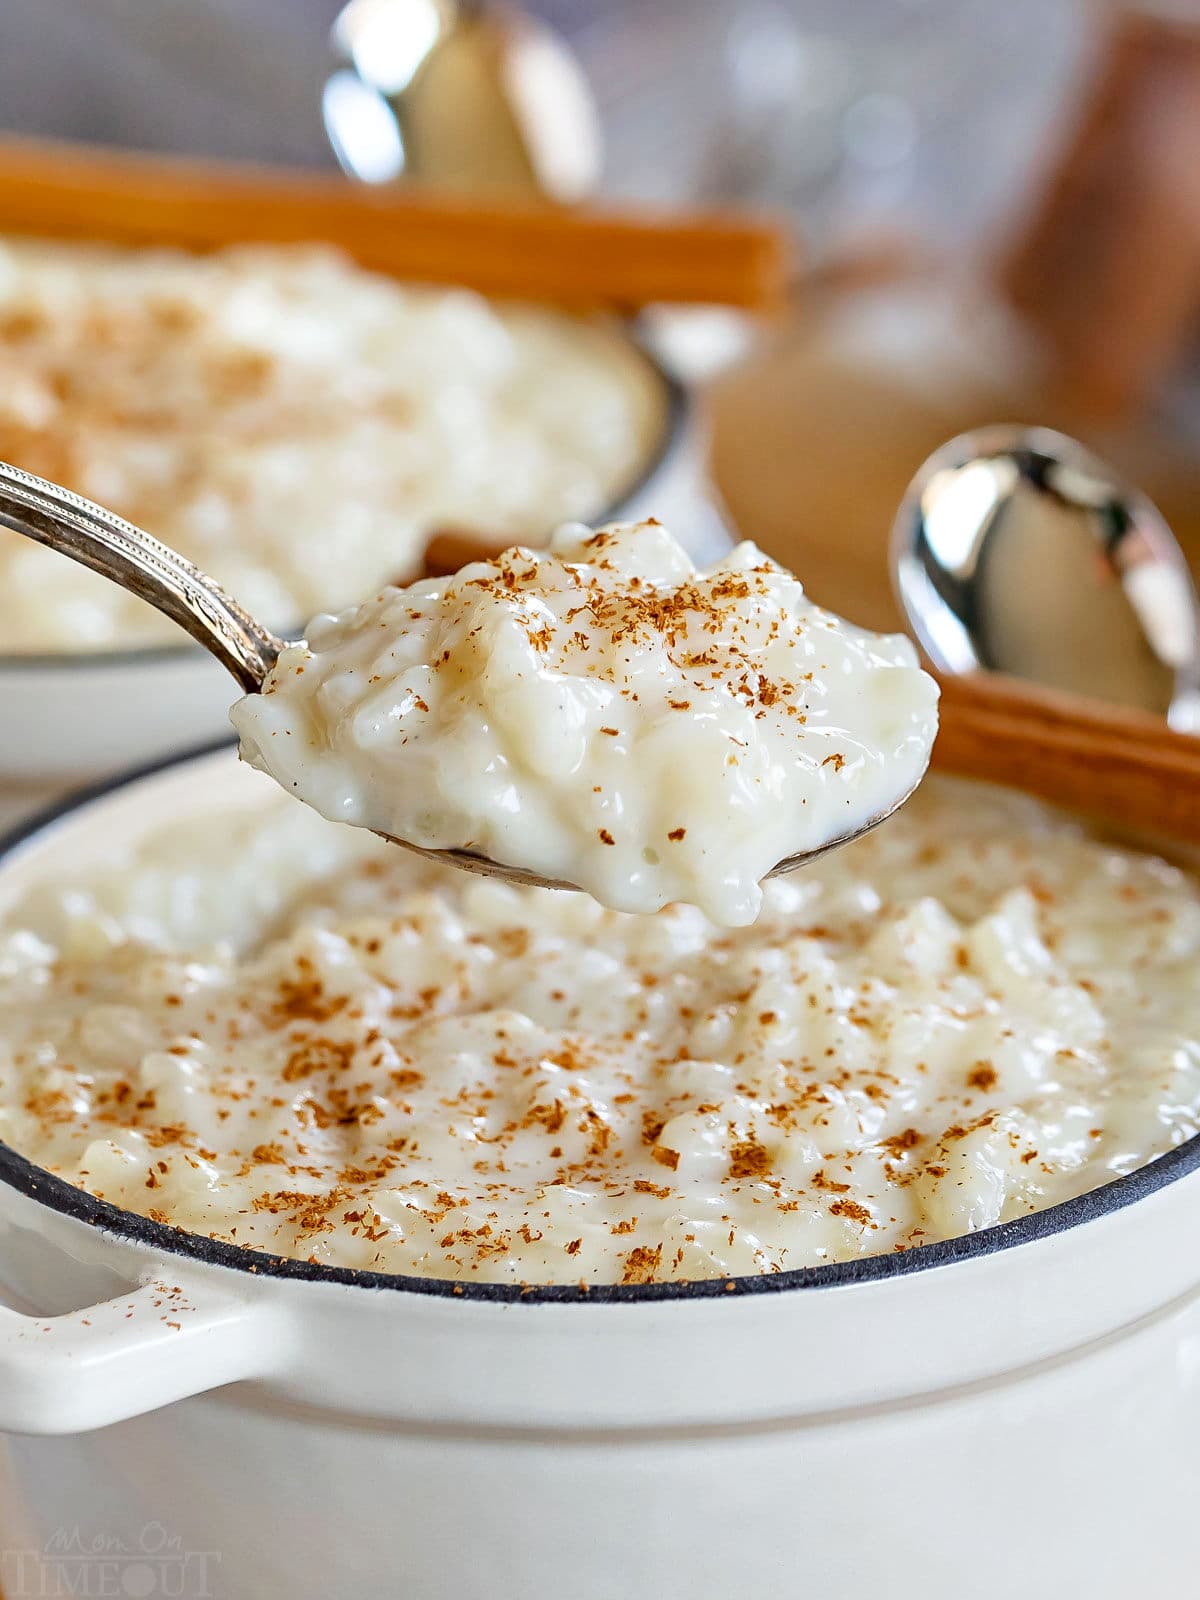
[891,425,1200,731]
[323,0,601,200]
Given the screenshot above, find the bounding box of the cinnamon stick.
[0,136,792,312]
[934,671,1200,839]
[420,527,514,578]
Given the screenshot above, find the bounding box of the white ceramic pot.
[0,748,1196,1600]
[0,336,717,788]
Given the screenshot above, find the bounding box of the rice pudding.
[0,238,663,651]
[231,520,939,925]
[1,771,1198,1286]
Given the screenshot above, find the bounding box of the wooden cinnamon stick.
[0,136,792,311]
[933,671,1200,839]
[420,527,512,578]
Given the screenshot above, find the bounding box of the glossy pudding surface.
[232,520,938,925]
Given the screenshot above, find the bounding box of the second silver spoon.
[891,424,1200,731]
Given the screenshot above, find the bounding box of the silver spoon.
[891,424,1200,731]
[323,0,601,201]
[0,459,920,887]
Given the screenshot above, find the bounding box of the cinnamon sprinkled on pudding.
[0,239,661,651]
[232,519,938,925]
[2,775,1199,1285]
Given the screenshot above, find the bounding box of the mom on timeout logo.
[1,1522,220,1596]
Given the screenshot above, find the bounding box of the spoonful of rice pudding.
[0,461,938,924]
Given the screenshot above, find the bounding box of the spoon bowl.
[0,460,917,891]
[389,777,924,891]
[891,425,1200,728]
[324,0,602,201]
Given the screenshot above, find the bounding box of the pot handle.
[0,1274,286,1434]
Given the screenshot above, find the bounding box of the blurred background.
[2,0,1200,671]
[0,0,1084,253]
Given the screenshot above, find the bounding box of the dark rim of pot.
[0,324,687,673]
[1,741,1198,1306]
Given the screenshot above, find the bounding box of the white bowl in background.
[0,747,1196,1598]
[0,334,720,787]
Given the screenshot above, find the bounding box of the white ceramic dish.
[0,746,1196,1599]
[0,334,715,787]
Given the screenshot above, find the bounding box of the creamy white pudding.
[231,520,939,925]
[0,238,663,651]
[1,771,1197,1286]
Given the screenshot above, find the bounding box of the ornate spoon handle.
[0,459,285,691]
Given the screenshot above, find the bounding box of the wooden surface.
[0,135,792,311]
[706,280,1200,638]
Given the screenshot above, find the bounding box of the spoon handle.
[0,460,284,690]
